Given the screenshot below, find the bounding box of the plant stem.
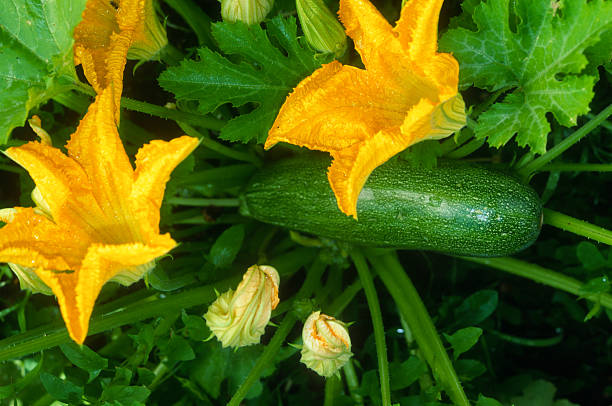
[445,138,485,159]
[351,250,391,406]
[543,208,612,245]
[227,258,327,406]
[166,197,241,207]
[324,375,339,406]
[0,277,239,362]
[460,256,612,310]
[368,251,470,406]
[121,97,226,130]
[178,122,262,166]
[0,163,22,174]
[539,163,612,172]
[343,360,364,406]
[328,278,363,317]
[518,103,612,178]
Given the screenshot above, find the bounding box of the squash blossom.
[300,311,352,377]
[0,0,198,344]
[221,0,274,25]
[265,0,466,218]
[204,265,280,348]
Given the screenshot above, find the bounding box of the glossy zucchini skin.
[240,154,542,257]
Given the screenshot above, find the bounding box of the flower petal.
[338,0,400,71]
[394,0,444,60]
[131,135,200,234]
[0,208,89,270]
[266,62,417,151]
[74,0,146,114]
[328,99,437,218]
[4,142,107,240]
[66,89,139,243]
[36,238,176,344]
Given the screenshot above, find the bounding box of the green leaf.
[454,359,486,381]
[181,312,211,341]
[0,0,86,144]
[40,372,83,404]
[158,16,327,144]
[440,0,612,153]
[100,385,151,404]
[511,379,579,406]
[451,290,498,328]
[576,241,607,271]
[399,141,443,169]
[209,224,245,268]
[190,342,231,399]
[390,356,428,390]
[444,327,483,360]
[0,354,43,399]
[164,335,196,362]
[60,342,108,383]
[475,394,503,406]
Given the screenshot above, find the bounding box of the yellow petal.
[4,142,104,240]
[36,238,176,344]
[266,62,414,152]
[328,99,437,218]
[74,0,146,114]
[338,0,400,71]
[66,88,140,243]
[0,208,89,270]
[131,136,200,234]
[394,0,444,61]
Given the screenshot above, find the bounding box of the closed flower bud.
[296,0,347,56]
[128,0,169,61]
[300,311,352,377]
[221,0,274,25]
[204,265,280,348]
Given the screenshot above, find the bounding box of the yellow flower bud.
[221,0,274,25]
[204,265,280,348]
[296,0,347,57]
[128,0,169,61]
[300,311,352,377]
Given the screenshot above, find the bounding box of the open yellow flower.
[265,0,466,218]
[0,88,198,343]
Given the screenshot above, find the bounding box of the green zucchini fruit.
[240,154,542,257]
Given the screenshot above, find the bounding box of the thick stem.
[343,360,364,405]
[351,250,391,406]
[323,375,339,406]
[518,103,612,178]
[543,208,612,245]
[539,163,612,172]
[460,256,612,310]
[368,251,470,406]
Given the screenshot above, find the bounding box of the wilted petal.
[300,311,352,377]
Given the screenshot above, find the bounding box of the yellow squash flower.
[204,265,280,348]
[265,0,466,218]
[0,88,199,344]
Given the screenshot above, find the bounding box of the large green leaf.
[0,0,86,144]
[159,16,327,144]
[440,0,612,153]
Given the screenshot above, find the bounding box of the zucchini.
[240,154,542,257]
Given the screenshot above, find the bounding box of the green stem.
[368,251,470,406]
[343,360,364,406]
[539,163,612,172]
[324,375,339,406]
[0,163,22,174]
[586,113,612,132]
[178,122,262,166]
[543,208,612,245]
[518,103,612,178]
[351,250,391,406]
[0,277,239,362]
[227,258,327,406]
[70,82,227,130]
[328,278,362,317]
[445,138,485,159]
[166,197,241,207]
[121,97,226,130]
[460,256,612,310]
